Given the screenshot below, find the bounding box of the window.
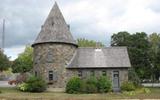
[78,71,82,78]
[102,71,107,76]
[49,71,53,81]
[51,22,54,26]
[90,70,95,76]
[46,49,53,63]
[35,71,38,77]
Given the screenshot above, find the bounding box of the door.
[113,71,120,92]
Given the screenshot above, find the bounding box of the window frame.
[102,70,107,76]
[90,70,95,76]
[35,71,38,77]
[49,70,53,81]
[78,70,82,78]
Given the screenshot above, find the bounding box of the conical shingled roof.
[32,2,77,46]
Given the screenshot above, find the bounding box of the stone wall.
[66,68,128,87]
[33,43,77,88]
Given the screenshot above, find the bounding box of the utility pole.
[2,19,5,51]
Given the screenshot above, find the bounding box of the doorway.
[113,71,120,92]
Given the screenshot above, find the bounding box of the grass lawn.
[0,87,160,100]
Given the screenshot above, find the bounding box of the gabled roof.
[68,47,131,68]
[32,2,77,46]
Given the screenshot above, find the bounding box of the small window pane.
[102,71,107,76]
[78,71,82,78]
[52,22,54,26]
[49,71,53,81]
[90,70,95,76]
[35,71,38,77]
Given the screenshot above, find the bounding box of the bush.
[97,76,112,93]
[26,76,47,92]
[66,76,112,94]
[17,76,47,92]
[85,76,98,93]
[143,88,151,93]
[121,81,136,91]
[17,82,28,92]
[128,68,141,87]
[66,77,82,94]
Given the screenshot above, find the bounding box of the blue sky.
[1,0,160,60]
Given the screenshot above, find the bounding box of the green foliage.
[111,31,131,46]
[17,83,28,92]
[77,38,105,47]
[66,77,82,94]
[123,91,136,96]
[66,76,112,94]
[122,88,151,96]
[0,50,10,72]
[143,88,151,93]
[25,76,47,92]
[97,76,112,93]
[128,68,141,87]
[12,46,33,73]
[121,81,136,91]
[148,33,160,80]
[111,32,160,81]
[85,77,98,93]
[111,32,155,79]
[17,76,47,92]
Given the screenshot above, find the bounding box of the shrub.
[16,73,31,84]
[128,68,141,87]
[24,76,47,92]
[97,76,112,93]
[121,81,136,91]
[85,76,98,93]
[143,88,151,93]
[85,83,97,93]
[17,82,28,92]
[66,77,82,94]
[66,76,112,94]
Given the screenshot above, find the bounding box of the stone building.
[32,2,131,91]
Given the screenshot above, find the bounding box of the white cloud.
[4,46,25,61]
[1,0,160,60]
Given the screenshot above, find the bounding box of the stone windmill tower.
[32,2,77,88]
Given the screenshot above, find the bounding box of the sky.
[1,0,160,60]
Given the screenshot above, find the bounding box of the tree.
[12,46,33,73]
[0,50,10,72]
[111,32,151,79]
[111,31,131,46]
[148,33,160,80]
[77,38,105,47]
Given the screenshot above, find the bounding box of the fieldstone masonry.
[33,43,76,88]
[32,2,131,91]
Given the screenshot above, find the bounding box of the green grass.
[0,87,160,100]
